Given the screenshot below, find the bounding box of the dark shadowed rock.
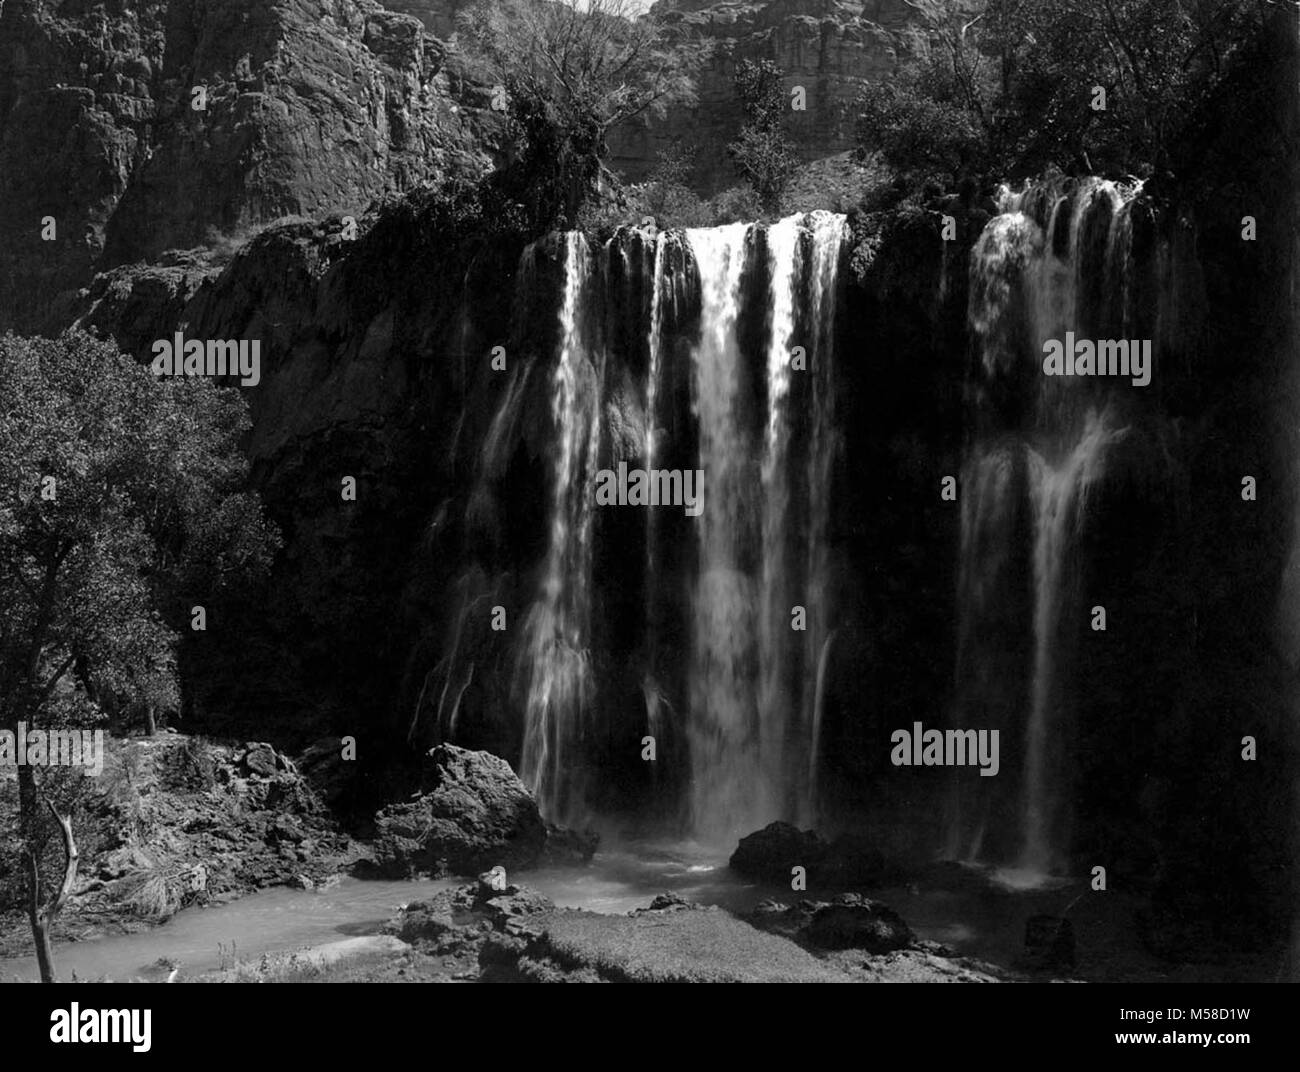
[241,742,280,778]
[372,744,546,878]
[729,821,829,881]
[805,894,913,951]
[747,893,914,953]
[730,821,899,887]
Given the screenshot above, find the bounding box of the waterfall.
[801,211,846,823]
[685,213,846,842]
[512,214,846,838]
[519,232,601,823]
[1022,411,1127,875]
[959,177,1142,880]
[685,222,759,841]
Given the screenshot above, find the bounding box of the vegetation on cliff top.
[854,0,1272,190]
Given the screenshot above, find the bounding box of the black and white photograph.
[0,0,1297,1047]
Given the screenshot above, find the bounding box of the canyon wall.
[0,0,492,333]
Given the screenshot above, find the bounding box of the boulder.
[729,821,829,882]
[747,894,914,953]
[372,745,546,878]
[240,743,279,778]
[729,821,900,887]
[804,894,914,952]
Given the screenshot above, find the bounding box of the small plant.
[217,940,238,971]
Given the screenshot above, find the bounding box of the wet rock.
[729,821,829,882]
[372,745,546,878]
[633,892,698,914]
[804,894,914,952]
[729,822,901,888]
[386,879,554,947]
[747,894,914,953]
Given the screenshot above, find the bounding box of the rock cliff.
[610,0,913,192]
[0,0,491,333]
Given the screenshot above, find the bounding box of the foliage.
[854,0,1268,187]
[728,58,799,215]
[0,329,278,978]
[458,0,709,233]
[619,144,714,230]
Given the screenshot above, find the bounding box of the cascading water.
[801,212,847,821]
[512,213,846,840]
[685,222,760,840]
[518,232,601,823]
[956,177,1142,881]
[686,213,846,842]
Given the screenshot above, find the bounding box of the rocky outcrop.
[748,893,913,952]
[729,821,901,887]
[0,733,350,957]
[372,744,548,877]
[0,0,492,333]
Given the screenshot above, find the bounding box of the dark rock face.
[749,894,914,952]
[729,821,898,886]
[730,821,828,881]
[0,0,491,332]
[372,744,547,877]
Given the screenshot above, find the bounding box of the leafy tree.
[0,330,278,980]
[855,0,1267,187]
[458,0,709,233]
[728,58,799,215]
[638,143,711,228]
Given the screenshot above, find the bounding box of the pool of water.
[0,842,1079,982]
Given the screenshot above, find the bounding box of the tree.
[728,58,799,215]
[458,0,709,232]
[0,330,278,980]
[855,0,1266,187]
